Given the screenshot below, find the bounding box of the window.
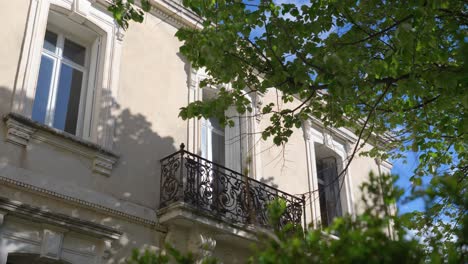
[317,157,343,226]
[12,0,124,152]
[201,117,226,166]
[32,29,88,135]
[200,89,247,173]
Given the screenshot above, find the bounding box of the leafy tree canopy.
[111,0,467,260]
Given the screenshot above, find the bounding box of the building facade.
[0,0,392,263]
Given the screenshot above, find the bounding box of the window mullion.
[46,33,65,127]
[45,56,61,126]
[61,59,86,72]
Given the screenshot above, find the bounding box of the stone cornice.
[0,196,122,240]
[95,0,203,29]
[0,175,167,233]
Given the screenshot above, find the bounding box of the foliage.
[110,0,467,262]
[108,0,151,29]
[127,244,214,264]
[249,173,426,264]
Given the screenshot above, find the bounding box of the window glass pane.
[43,30,57,53]
[211,132,225,166]
[317,158,342,226]
[201,122,207,158]
[32,55,55,124]
[52,64,83,135]
[210,117,223,133]
[318,183,329,226]
[63,39,86,66]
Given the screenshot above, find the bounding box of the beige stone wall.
[97,11,189,210]
[257,90,309,195]
[0,1,188,211]
[0,0,30,94]
[0,1,186,261]
[348,142,392,213]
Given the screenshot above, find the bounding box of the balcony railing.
[160,144,305,229]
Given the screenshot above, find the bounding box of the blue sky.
[392,152,425,214]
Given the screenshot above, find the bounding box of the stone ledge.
[3,112,119,176]
[0,196,122,240]
[157,202,258,243]
[0,165,165,232]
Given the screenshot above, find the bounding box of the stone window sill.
[3,113,119,176]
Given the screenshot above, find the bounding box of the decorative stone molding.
[302,119,312,140]
[3,113,119,177]
[69,0,93,24]
[0,209,7,226]
[0,176,166,232]
[116,26,125,41]
[102,240,113,261]
[147,0,203,29]
[0,197,122,240]
[5,117,36,147]
[345,142,354,156]
[188,232,217,263]
[322,129,334,149]
[93,153,118,176]
[40,228,64,260]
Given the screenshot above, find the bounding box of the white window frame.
[188,69,259,177]
[12,0,124,149]
[302,120,356,228]
[35,27,90,136]
[316,156,343,227]
[201,117,226,166]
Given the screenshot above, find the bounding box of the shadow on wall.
[0,86,179,209]
[110,89,178,208]
[0,85,179,261]
[259,176,279,189]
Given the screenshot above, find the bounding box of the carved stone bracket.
[93,153,118,176]
[102,239,113,261]
[188,232,217,263]
[40,227,65,260]
[116,26,125,41]
[5,117,36,147]
[322,129,333,149]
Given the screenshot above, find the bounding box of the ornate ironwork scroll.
[160,144,305,229]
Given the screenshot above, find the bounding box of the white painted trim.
[302,120,356,226]
[302,123,320,228]
[189,69,258,175]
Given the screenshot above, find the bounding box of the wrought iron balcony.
[159,144,305,229]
